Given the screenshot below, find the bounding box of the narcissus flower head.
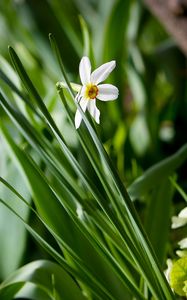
[75,56,119,129]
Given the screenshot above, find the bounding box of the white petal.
[178,238,187,249]
[176,250,187,257]
[90,61,116,84]
[164,259,173,282]
[179,207,187,218]
[97,84,119,101]
[79,56,91,85]
[75,98,88,129]
[87,100,100,124]
[171,216,187,229]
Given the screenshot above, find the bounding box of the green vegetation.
[0,1,186,299]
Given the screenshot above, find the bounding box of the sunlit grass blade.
[0,68,41,119]
[8,46,64,142]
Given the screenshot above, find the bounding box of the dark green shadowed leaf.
[103,0,130,60]
[128,143,187,200]
[145,178,175,266]
[0,282,24,300]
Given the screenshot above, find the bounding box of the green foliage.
[0,1,186,300]
[0,34,174,299]
[0,260,86,300]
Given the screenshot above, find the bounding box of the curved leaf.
[0,260,86,300]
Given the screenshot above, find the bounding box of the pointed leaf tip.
[8,46,14,53]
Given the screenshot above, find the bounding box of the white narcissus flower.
[75,56,119,129]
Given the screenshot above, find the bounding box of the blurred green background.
[0,0,186,283]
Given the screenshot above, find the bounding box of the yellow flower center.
[85,84,98,99]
